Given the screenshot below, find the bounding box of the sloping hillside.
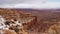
[14,8,60,34]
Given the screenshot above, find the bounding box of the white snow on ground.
[0,30,4,34]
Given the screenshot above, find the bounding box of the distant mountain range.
[11,8,60,12]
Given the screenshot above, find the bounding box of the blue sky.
[48,0,60,2]
[0,0,60,9]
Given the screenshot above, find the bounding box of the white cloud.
[0,0,60,9]
[0,2,59,9]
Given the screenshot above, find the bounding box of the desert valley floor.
[0,8,60,34]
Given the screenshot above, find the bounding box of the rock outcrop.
[0,8,37,31]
